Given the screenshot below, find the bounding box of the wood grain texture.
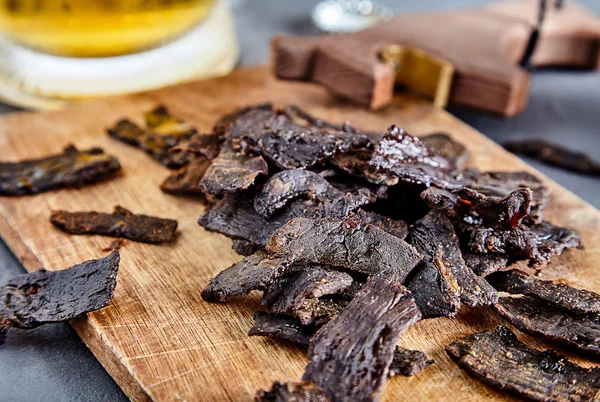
[0,66,598,402]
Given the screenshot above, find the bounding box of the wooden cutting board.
[0,66,598,402]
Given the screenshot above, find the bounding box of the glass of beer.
[0,0,239,109]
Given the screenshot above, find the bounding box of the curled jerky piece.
[420,132,469,169]
[169,133,221,160]
[160,158,210,195]
[407,210,497,314]
[256,382,331,402]
[248,311,314,346]
[107,106,197,168]
[303,277,422,402]
[446,326,600,402]
[494,296,600,356]
[267,217,422,283]
[0,252,120,342]
[462,252,508,277]
[201,251,284,302]
[0,145,121,196]
[50,206,177,243]
[262,267,353,326]
[388,347,434,377]
[254,169,368,218]
[488,269,600,315]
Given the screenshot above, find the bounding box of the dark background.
[1,1,599,401]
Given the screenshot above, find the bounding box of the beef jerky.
[330,148,376,178]
[201,251,284,302]
[262,267,353,326]
[488,269,600,315]
[0,252,119,341]
[107,106,197,168]
[212,103,274,138]
[0,145,121,196]
[407,210,497,312]
[169,133,221,160]
[256,382,331,402]
[254,169,369,218]
[248,311,314,346]
[388,347,433,377]
[160,158,210,195]
[447,326,600,402]
[494,296,600,356]
[101,239,126,252]
[462,252,508,277]
[468,221,582,266]
[319,169,387,203]
[505,139,600,176]
[421,187,532,228]
[302,277,422,402]
[222,105,288,141]
[232,116,371,170]
[355,209,408,240]
[199,193,366,248]
[199,144,269,195]
[232,239,260,256]
[267,217,422,283]
[420,132,469,169]
[50,206,178,243]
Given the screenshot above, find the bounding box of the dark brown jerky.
[0,252,119,342]
[504,139,600,176]
[231,239,260,256]
[406,210,497,313]
[462,252,508,277]
[330,148,376,178]
[489,270,600,315]
[303,277,422,402]
[254,169,369,218]
[446,326,600,402]
[169,133,221,160]
[101,239,126,252]
[199,144,269,195]
[494,296,600,356]
[212,103,275,138]
[248,311,314,346]
[267,217,422,283]
[318,169,387,204]
[0,145,121,196]
[201,251,284,302]
[256,382,331,402]
[468,221,583,266]
[355,209,409,240]
[420,132,469,169]
[262,267,353,326]
[107,106,197,168]
[160,158,210,195]
[388,347,433,377]
[50,206,178,244]
[421,187,532,228]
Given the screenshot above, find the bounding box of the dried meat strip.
[494,296,600,356]
[50,206,178,243]
[201,251,284,302]
[406,210,497,315]
[254,169,369,218]
[107,106,197,168]
[267,217,422,283]
[256,382,331,402]
[355,210,408,240]
[388,347,433,377]
[504,139,600,177]
[160,158,210,195]
[169,133,221,160]
[302,277,422,402]
[446,326,600,402]
[421,187,532,228]
[420,132,469,169]
[0,145,121,196]
[232,239,260,256]
[488,269,600,315]
[0,252,120,343]
[262,267,353,326]
[248,311,314,346]
[462,252,508,277]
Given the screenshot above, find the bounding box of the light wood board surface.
[0,66,598,402]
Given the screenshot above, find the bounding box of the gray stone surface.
[1,1,599,401]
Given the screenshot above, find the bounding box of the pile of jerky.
[122,104,596,401]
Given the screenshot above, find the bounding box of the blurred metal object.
[312,0,393,34]
[380,45,454,109]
